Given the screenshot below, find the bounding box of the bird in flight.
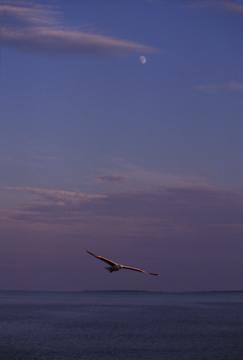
[86,250,159,276]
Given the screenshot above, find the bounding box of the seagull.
[86,250,159,276]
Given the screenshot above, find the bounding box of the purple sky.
[0,0,243,291]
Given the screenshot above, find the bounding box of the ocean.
[0,291,242,360]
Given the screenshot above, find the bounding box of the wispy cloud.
[0,2,157,55]
[195,80,243,93]
[4,186,106,207]
[0,2,59,26]
[2,183,243,290]
[96,175,127,184]
[3,183,243,234]
[223,0,243,14]
[96,161,209,191]
[187,0,243,14]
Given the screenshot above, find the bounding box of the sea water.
[0,291,242,360]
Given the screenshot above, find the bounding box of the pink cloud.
[223,0,243,14]
[0,2,157,56]
[0,3,58,26]
[195,80,243,93]
[2,183,243,290]
[3,184,243,233]
[187,0,243,14]
[96,175,127,183]
[4,186,106,206]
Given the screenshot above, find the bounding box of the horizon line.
[0,289,243,294]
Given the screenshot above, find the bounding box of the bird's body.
[86,250,159,276]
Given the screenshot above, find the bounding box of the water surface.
[0,291,242,360]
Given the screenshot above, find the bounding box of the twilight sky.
[0,0,243,292]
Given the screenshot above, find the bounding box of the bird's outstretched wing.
[121,264,160,276]
[120,265,146,273]
[86,250,118,266]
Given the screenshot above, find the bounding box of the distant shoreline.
[0,289,243,295]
